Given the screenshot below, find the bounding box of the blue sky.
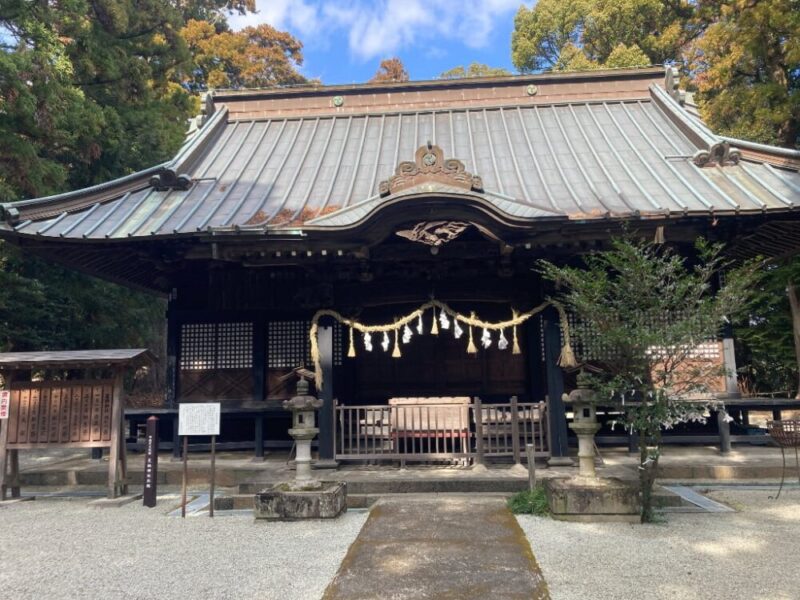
[227,0,524,84]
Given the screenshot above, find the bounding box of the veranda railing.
[333,397,549,464]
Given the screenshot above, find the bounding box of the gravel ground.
[0,497,367,600]
[518,489,800,600]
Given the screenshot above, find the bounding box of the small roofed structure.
[0,348,156,370]
[0,349,156,499]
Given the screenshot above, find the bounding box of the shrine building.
[2,66,799,463]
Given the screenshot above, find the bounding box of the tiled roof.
[2,69,799,240]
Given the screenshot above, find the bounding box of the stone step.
[238,477,531,495]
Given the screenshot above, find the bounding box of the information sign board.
[178,403,220,436]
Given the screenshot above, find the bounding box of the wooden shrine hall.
[2,66,800,464]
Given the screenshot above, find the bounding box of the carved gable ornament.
[396,221,470,246]
[379,142,483,197]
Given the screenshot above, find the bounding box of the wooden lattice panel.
[539,314,721,364]
[6,381,114,448]
[180,322,253,370]
[267,321,342,368]
[217,323,254,368]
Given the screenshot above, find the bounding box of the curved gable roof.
[2,67,799,241]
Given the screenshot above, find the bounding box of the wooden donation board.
[5,381,116,448]
[0,378,128,501]
[0,348,153,501]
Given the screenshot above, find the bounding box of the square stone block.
[254,482,347,520]
[545,477,641,523]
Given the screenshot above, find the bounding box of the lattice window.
[180,322,253,370]
[268,321,342,368]
[539,314,719,362]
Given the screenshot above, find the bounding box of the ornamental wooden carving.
[379,142,483,196]
[396,221,470,246]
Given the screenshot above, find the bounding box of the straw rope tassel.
[392,326,401,358]
[309,299,558,389]
[466,313,477,354]
[347,326,356,357]
[512,310,521,355]
[555,303,578,368]
[431,306,439,335]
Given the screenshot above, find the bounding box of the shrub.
[508,485,550,516]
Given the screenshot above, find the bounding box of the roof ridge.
[211,66,665,99]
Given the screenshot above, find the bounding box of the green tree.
[439,62,511,79]
[688,0,800,147]
[0,0,196,199]
[511,0,685,72]
[0,244,165,354]
[539,238,760,522]
[511,0,800,149]
[735,258,800,398]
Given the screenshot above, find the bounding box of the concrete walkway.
[323,496,549,600]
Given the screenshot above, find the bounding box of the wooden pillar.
[510,395,521,464]
[172,415,181,459]
[253,314,267,402]
[474,396,486,467]
[543,313,571,464]
[254,415,265,460]
[789,280,800,400]
[317,321,336,465]
[0,370,13,500]
[107,369,125,498]
[166,295,180,408]
[525,318,547,402]
[253,315,267,461]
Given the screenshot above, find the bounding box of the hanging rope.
[309,299,576,389]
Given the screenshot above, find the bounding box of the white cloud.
[228,0,520,61]
[227,0,322,39]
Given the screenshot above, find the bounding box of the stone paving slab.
[322,496,549,600]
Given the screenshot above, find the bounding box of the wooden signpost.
[143,416,159,507]
[178,403,220,518]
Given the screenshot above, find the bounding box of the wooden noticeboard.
[0,379,128,500]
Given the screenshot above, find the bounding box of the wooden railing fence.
[333,397,548,464]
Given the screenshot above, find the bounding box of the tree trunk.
[788,280,800,400]
[638,433,660,523]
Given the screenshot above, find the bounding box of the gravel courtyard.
[2,488,799,599]
[0,497,367,600]
[518,488,800,600]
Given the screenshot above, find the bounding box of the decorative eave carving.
[396,221,470,246]
[379,142,483,197]
[149,169,192,191]
[692,142,742,168]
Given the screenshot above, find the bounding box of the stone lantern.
[546,371,641,522]
[283,377,323,488]
[254,376,347,520]
[561,371,601,479]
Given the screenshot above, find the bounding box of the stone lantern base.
[254,481,347,520]
[544,477,640,523]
